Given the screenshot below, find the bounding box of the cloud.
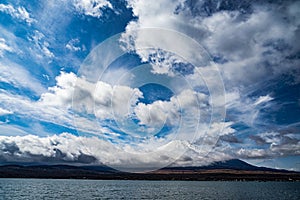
[66,38,82,52]
[0,132,233,167]
[39,72,77,109]
[0,69,233,169]
[0,133,97,164]
[122,0,300,119]
[0,60,46,95]
[0,108,13,116]
[0,71,143,137]
[123,0,300,82]
[0,3,35,25]
[0,126,298,168]
[0,38,13,57]
[27,30,55,59]
[0,124,30,137]
[0,25,56,79]
[94,82,143,120]
[0,0,298,170]
[134,89,208,128]
[215,130,300,160]
[0,132,182,166]
[254,95,274,106]
[119,1,300,151]
[0,121,233,168]
[40,71,143,120]
[73,0,113,18]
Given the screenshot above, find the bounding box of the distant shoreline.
[1,160,299,181]
[1,165,299,182]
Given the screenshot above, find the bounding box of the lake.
[0,179,299,199]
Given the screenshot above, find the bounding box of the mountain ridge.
[162,159,293,173]
[0,159,299,181]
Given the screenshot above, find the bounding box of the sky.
[0,0,299,172]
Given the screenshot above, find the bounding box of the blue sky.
[0,0,299,172]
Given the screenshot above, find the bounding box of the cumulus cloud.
[0,71,143,138]
[40,71,143,120]
[122,0,300,110]
[66,38,82,52]
[0,68,232,169]
[0,133,97,164]
[0,131,234,167]
[119,1,299,148]
[134,89,208,128]
[0,124,297,168]
[0,133,190,167]
[37,71,219,143]
[0,72,92,136]
[3,126,296,168]
[73,0,113,18]
[0,3,35,25]
[39,72,77,108]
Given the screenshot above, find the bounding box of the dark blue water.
[0,179,299,200]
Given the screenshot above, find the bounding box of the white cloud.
[66,38,82,52]
[0,133,95,163]
[254,95,274,106]
[134,89,208,128]
[0,38,13,57]
[0,4,35,25]
[120,2,300,142]
[39,72,77,108]
[0,68,232,170]
[0,128,298,168]
[235,148,268,159]
[73,0,113,18]
[0,132,182,167]
[121,0,208,73]
[1,0,298,169]
[122,1,300,130]
[28,30,55,59]
[0,71,143,137]
[0,108,13,116]
[40,71,143,120]
[0,60,46,95]
[0,132,231,169]
[93,81,143,119]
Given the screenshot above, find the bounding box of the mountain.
[0,159,299,181]
[162,159,291,172]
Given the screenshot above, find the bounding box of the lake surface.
[0,179,299,199]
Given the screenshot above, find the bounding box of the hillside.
[0,159,299,181]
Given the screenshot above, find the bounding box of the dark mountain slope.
[0,159,299,181]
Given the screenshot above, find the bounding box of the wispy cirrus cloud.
[0,60,46,95]
[0,108,13,116]
[0,38,13,57]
